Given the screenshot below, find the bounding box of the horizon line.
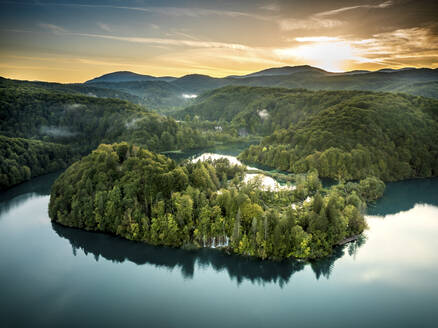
[1,64,436,84]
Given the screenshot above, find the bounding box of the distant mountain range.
[2,65,437,112]
[85,65,430,83]
[85,65,436,83]
[81,65,438,110]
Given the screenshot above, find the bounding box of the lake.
[1,148,438,327]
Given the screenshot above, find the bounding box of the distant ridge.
[86,71,176,83]
[229,65,327,78]
[8,64,434,112]
[85,66,437,84]
[341,70,371,75]
[377,67,417,73]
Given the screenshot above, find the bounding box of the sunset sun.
[275,40,358,72]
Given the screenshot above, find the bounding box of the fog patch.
[182,94,197,99]
[125,117,142,129]
[238,128,248,137]
[65,103,85,111]
[258,109,270,120]
[40,126,77,137]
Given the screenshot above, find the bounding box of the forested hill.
[175,85,438,181]
[177,86,326,133]
[82,80,195,111]
[0,81,226,189]
[0,82,211,154]
[0,76,144,106]
[177,86,438,134]
[232,87,438,181]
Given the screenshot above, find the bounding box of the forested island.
[49,142,385,260]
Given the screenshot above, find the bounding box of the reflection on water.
[52,222,362,286]
[167,142,257,162]
[362,203,438,288]
[0,171,62,218]
[367,177,438,216]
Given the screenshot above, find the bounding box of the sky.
[0,0,437,82]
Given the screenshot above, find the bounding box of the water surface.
[1,162,438,327]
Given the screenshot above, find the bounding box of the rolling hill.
[174,85,438,181]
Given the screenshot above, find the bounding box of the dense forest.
[0,81,249,188]
[176,86,438,181]
[2,80,438,189]
[83,80,196,112]
[0,76,145,106]
[0,82,213,153]
[49,142,385,260]
[0,135,74,190]
[238,90,438,181]
[178,86,438,133]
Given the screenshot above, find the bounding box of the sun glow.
[275,40,359,72]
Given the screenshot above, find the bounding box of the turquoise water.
[1,170,438,327]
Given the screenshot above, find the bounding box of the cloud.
[35,2,269,20]
[165,30,200,41]
[315,1,393,17]
[295,36,340,42]
[75,32,250,50]
[279,17,342,31]
[33,22,250,50]
[352,27,438,66]
[279,1,392,31]
[259,3,280,11]
[38,23,66,34]
[138,7,263,19]
[97,22,111,32]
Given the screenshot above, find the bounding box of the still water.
[1,156,438,327]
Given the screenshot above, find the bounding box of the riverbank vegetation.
[0,135,74,190]
[49,143,384,260]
